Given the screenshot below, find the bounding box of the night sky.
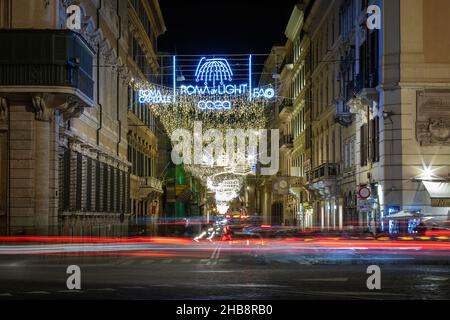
[158,0,300,55]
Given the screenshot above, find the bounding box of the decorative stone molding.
[80,16,100,53]
[58,96,85,122]
[68,136,83,153]
[99,38,118,70]
[0,97,8,122]
[116,57,132,83]
[416,90,450,146]
[61,0,76,7]
[347,91,379,125]
[32,95,53,121]
[347,96,368,123]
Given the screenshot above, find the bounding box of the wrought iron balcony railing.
[140,176,163,192]
[306,163,339,183]
[335,97,353,126]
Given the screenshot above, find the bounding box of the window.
[95,161,101,212]
[86,158,92,211]
[62,149,70,211]
[349,141,354,167]
[344,143,349,169]
[360,124,368,166]
[332,130,336,163]
[110,167,116,213]
[371,116,380,163]
[76,153,82,211]
[103,165,108,212]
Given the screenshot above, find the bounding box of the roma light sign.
[138,55,276,110]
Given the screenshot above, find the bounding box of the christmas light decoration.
[129,54,278,214]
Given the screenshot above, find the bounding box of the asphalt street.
[0,241,449,300]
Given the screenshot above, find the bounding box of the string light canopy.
[132,55,278,213]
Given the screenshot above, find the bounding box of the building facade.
[0,0,166,234]
[285,0,450,231]
[127,0,165,218]
[353,0,450,230]
[285,4,313,228]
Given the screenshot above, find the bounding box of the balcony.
[355,72,379,106]
[306,163,339,198]
[306,163,339,183]
[138,176,163,200]
[279,134,294,149]
[279,98,293,120]
[289,176,307,198]
[335,97,353,126]
[0,29,94,102]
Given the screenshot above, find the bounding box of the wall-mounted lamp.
[383,111,394,120]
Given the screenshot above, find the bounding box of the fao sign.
[66,5,81,30]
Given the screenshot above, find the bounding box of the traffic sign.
[358,186,371,199]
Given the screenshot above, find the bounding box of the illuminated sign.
[138,55,276,109]
[195,57,233,86]
[139,90,173,104]
[198,100,232,110]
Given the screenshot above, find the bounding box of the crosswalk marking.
[181,259,192,263]
[141,260,155,265]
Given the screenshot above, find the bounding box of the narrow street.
[1,236,449,300]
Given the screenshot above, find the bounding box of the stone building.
[351,0,450,230]
[285,0,354,230]
[284,0,450,231]
[285,4,313,228]
[127,0,165,218]
[250,47,287,225]
[0,0,166,234]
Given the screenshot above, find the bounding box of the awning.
[423,181,450,198]
[386,211,422,220]
[423,181,450,207]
